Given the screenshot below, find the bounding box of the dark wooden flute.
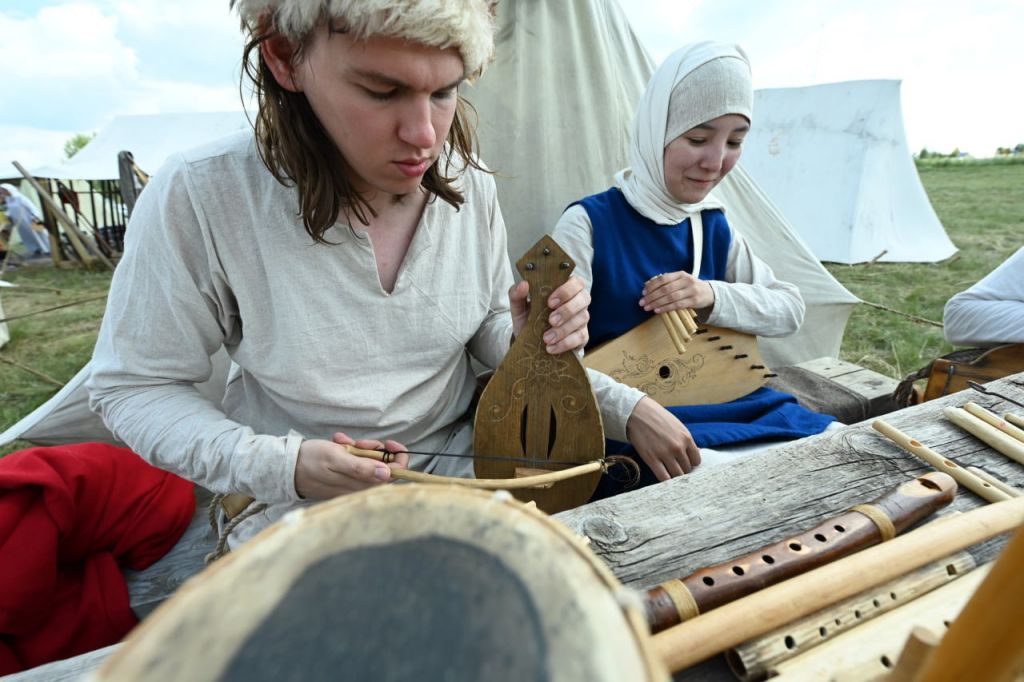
[644,471,957,634]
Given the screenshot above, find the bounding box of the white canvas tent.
[2,0,859,448]
[739,80,957,264]
[30,112,249,181]
[465,0,858,369]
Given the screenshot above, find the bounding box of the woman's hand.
[509,276,591,354]
[293,432,410,500]
[640,271,714,313]
[626,397,701,480]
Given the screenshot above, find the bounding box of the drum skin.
[99,485,668,682]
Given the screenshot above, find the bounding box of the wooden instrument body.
[923,343,1024,401]
[474,236,604,513]
[99,486,668,682]
[583,315,770,406]
[644,472,957,632]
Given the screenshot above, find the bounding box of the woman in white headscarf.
[554,42,835,497]
[0,184,50,256]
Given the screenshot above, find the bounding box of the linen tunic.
[87,131,514,543]
[943,247,1024,347]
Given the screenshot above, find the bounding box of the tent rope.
[858,300,943,328]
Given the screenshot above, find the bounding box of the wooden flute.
[643,472,957,633]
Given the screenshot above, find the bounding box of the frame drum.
[98,485,668,682]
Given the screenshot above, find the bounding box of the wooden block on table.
[795,356,899,419]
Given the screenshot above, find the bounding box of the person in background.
[554,41,836,497]
[0,184,51,257]
[87,0,591,548]
[943,247,1024,347]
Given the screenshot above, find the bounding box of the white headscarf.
[0,183,43,222]
[614,41,752,225]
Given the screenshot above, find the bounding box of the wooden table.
[554,370,1024,680]
[10,372,1023,681]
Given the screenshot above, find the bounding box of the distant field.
[1,162,1021,455]
[825,163,1023,378]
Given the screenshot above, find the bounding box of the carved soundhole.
[659,365,671,379]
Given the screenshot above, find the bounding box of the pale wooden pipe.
[651,496,1024,672]
[910,526,1024,681]
[966,466,1023,498]
[769,562,989,681]
[667,310,692,342]
[872,420,1012,503]
[678,307,699,334]
[944,406,1024,466]
[1005,412,1024,430]
[725,552,976,681]
[963,401,1024,444]
[659,313,686,354]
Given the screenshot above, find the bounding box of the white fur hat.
[233,0,496,78]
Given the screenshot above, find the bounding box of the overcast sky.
[2,0,1021,171]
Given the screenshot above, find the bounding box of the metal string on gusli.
[585,307,776,407]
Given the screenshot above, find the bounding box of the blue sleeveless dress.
[575,188,833,490]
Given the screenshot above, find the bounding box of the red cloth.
[0,443,195,674]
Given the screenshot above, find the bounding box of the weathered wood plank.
[795,355,899,417]
[2,644,119,682]
[10,373,1022,681]
[124,487,217,619]
[553,371,1024,681]
[795,356,869,380]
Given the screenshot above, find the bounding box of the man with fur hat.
[87,0,591,547]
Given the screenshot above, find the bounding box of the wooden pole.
[12,161,115,270]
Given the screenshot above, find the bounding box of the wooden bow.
[346,444,606,490]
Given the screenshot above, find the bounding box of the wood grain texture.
[769,563,991,681]
[553,372,1024,681]
[727,552,976,681]
[643,473,957,632]
[911,526,1024,681]
[14,373,1024,682]
[554,373,1024,591]
[584,317,770,406]
[474,235,604,513]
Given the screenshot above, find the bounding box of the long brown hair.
[239,15,489,243]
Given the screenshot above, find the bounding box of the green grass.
[1,162,1021,456]
[1,264,110,455]
[826,163,1024,379]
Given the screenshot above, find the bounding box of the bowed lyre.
[473,235,606,513]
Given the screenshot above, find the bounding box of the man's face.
[281,28,464,198]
